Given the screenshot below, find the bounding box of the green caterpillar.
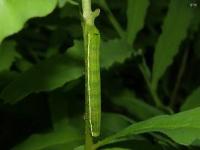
[85,25,101,137]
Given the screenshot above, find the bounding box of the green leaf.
[68,39,133,69]
[48,90,135,149]
[189,7,200,34]
[100,39,133,69]
[0,71,18,90]
[74,145,134,150]
[0,41,18,72]
[15,58,33,72]
[96,107,200,147]
[152,0,194,89]
[13,91,84,150]
[12,120,83,150]
[58,0,79,8]
[101,113,133,138]
[101,113,146,146]
[126,0,149,44]
[67,40,84,60]
[50,91,132,136]
[74,145,84,150]
[48,90,84,130]
[0,55,84,103]
[103,148,131,150]
[1,39,132,103]
[181,87,200,111]
[111,90,164,120]
[0,0,57,43]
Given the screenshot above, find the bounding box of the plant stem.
[139,56,173,113]
[85,114,94,150]
[100,0,164,108]
[169,49,189,109]
[82,0,92,23]
[82,0,94,150]
[99,0,125,38]
[93,135,116,149]
[139,57,163,108]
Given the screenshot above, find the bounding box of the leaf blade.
[152,0,194,89]
[181,87,200,111]
[0,39,133,103]
[0,0,57,43]
[0,41,18,72]
[96,107,200,147]
[12,121,83,150]
[126,0,149,44]
[0,55,84,103]
[111,90,164,120]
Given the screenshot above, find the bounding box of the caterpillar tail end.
[91,130,100,137]
[90,119,101,137]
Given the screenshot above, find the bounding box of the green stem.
[100,1,164,108]
[82,0,92,24]
[139,53,173,113]
[139,57,163,108]
[85,115,94,150]
[94,130,178,150]
[93,135,116,149]
[169,49,188,109]
[151,133,179,149]
[99,0,125,38]
[82,0,94,149]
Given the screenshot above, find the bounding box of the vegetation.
[0,0,200,150]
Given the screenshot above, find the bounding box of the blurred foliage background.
[0,0,200,149]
